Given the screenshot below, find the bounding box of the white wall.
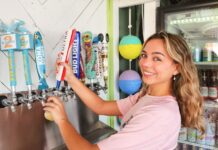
[0,0,107,94]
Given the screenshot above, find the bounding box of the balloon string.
[141,4,145,41]
[128,7,132,35]
[129,60,132,70]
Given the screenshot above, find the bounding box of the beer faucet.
[1,91,17,112]
[35,89,47,106]
[63,85,72,102]
[59,82,75,102]
[17,90,34,109]
[23,86,34,109]
[94,83,107,95]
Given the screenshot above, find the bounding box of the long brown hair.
[139,31,205,134]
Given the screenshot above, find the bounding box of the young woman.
[44,31,204,150]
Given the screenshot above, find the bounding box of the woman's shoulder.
[121,92,140,104]
[139,95,180,117]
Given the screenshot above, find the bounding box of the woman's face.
[139,39,178,90]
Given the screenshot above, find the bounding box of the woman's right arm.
[62,62,122,116]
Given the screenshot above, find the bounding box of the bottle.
[203,43,212,62]
[192,146,198,150]
[208,70,218,100]
[212,43,218,62]
[187,128,197,143]
[196,110,206,145]
[182,144,188,150]
[216,70,218,100]
[200,70,208,100]
[215,119,218,146]
[205,112,216,146]
[192,46,201,62]
[178,127,187,141]
[196,128,206,145]
[190,41,202,62]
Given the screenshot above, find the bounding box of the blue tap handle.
[17,24,33,86]
[22,49,32,85]
[8,49,16,86]
[34,31,48,90]
[0,19,23,87]
[72,31,81,79]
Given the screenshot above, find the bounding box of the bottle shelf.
[195,62,218,66]
[178,140,217,150]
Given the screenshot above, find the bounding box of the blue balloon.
[118,70,142,95]
[119,80,142,95]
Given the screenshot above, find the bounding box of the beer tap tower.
[17,21,34,109]
[0,19,23,112]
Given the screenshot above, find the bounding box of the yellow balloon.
[118,35,142,60]
[119,44,142,60]
[44,111,54,121]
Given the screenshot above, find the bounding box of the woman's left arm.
[43,96,99,150]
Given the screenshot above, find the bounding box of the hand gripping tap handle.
[56,28,77,90]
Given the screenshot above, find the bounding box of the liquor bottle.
[200,70,208,100]
[208,70,218,100]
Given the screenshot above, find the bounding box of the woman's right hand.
[56,57,76,82]
[43,96,69,125]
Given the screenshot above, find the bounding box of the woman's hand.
[43,96,69,125]
[56,54,76,82]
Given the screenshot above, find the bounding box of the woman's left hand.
[43,96,69,125]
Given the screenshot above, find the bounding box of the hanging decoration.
[118,70,142,95]
[118,7,142,61]
[119,35,142,60]
[118,7,142,95]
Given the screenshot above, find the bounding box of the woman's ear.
[173,64,180,76]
